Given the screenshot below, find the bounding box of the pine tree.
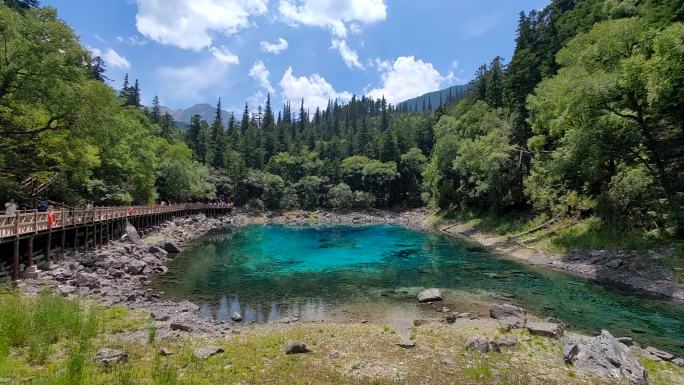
[380,96,389,132]
[130,79,141,107]
[298,99,306,134]
[151,95,161,123]
[240,103,250,135]
[187,114,205,163]
[159,112,175,140]
[210,98,225,168]
[119,73,130,101]
[263,94,274,130]
[89,56,107,82]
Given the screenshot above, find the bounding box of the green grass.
[2,290,681,385]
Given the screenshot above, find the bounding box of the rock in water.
[193,346,224,360]
[285,341,309,355]
[417,288,442,303]
[465,336,499,353]
[565,330,647,385]
[489,303,526,319]
[526,321,564,339]
[231,312,243,322]
[163,242,181,253]
[94,348,128,366]
[125,223,141,244]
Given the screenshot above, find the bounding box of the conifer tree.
[119,73,130,101]
[151,95,161,123]
[210,98,225,168]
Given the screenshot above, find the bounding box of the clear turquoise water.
[153,224,684,355]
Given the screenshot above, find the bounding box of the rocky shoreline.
[20,213,235,338]
[439,222,684,302]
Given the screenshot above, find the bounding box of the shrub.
[327,183,355,210]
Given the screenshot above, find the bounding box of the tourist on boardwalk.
[38,198,49,212]
[4,199,17,216]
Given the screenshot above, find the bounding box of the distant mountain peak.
[396,85,469,112]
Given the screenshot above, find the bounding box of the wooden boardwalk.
[0,203,232,282]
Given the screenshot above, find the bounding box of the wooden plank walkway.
[0,203,229,240]
[0,203,232,283]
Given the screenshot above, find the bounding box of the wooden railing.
[0,203,231,239]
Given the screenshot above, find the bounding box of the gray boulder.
[564,330,647,385]
[645,346,674,361]
[75,272,100,288]
[150,310,169,321]
[142,256,158,266]
[170,322,193,332]
[285,341,309,355]
[526,321,564,339]
[606,259,623,269]
[498,316,527,330]
[465,336,499,353]
[149,246,168,255]
[396,340,416,348]
[493,337,517,348]
[616,337,634,346]
[489,303,525,319]
[125,259,146,275]
[125,224,141,244]
[193,346,224,360]
[673,358,684,367]
[417,288,442,303]
[94,348,128,366]
[57,284,77,296]
[163,242,181,254]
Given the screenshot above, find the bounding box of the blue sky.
[43,0,550,112]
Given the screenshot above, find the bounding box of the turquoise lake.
[153,224,684,356]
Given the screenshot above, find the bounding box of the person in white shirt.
[4,199,17,216]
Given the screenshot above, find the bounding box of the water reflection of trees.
[198,295,327,323]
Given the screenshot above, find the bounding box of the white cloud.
[209,45,240,64]
[278,0,386,38]
[331,39,363,69]
[249,60,275,94]
[158,59,231,102]
[117,35,148,46]
[135,0,268,50]
[88,46,131,70]
[260,38,289,54]
[247,90,267,109]
[279,67,351,110]
[368,56,448,104]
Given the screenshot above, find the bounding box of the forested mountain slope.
[0,0,682,240]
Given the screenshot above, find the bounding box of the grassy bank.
[2,290,683,385]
